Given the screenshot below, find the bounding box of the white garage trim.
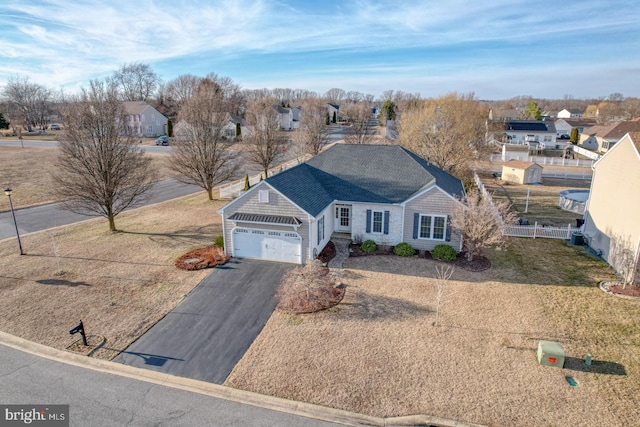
[232,227,302,264]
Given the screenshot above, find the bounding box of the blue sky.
[1,0,639,99]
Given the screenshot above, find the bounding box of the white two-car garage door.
[232,228,302,264]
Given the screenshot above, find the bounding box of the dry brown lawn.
[0,146,175,209]
[478,171,591,227]
[225,239,640,426]
[0,193,223,359]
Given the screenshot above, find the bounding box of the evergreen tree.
[243,174,250,191]
[570,127,579,144]
[236,122,241,139]
[167,119,173,137]
[0,112,9,129]
[325,112,330,126]
[332,111,337,123]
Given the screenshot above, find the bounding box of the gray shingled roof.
[266,144,464,216]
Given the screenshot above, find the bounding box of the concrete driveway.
[115,258,291,384]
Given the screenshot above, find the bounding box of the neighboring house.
[557,108,584,119]
[502,144,530,161]
[123,101,167,137]
[326,103,340,122]
[583,132,640,284]
[291,106,302,129]
[218,144,465,264]
[276,105,293,130]
[579,121,640,153]
[488,109,521,121]
[221,113,246,139]
[501,160,543,184]
[554,118,597,138]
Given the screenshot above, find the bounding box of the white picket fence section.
[219,157,306,198]
[490,153,595,167]
[473,170,582,240]
[503,223,582,239]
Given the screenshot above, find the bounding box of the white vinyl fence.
[490,153,595,167]
[473,170,583,240]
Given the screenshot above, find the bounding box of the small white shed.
[501,160,543,184]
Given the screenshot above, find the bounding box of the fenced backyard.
[474,170,590,239]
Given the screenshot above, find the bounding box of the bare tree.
[244,99,288,177]
[156,74,201,119]
[451,188,518,262]
[52,79,158,232]
[342,102,377,144]
[1,75,53,130]
[112,62,160,101]
[398,92,489,178]
[205,72,244,116]
[608,234,640,288]
[292,99,332,155]
[434,265,455,327]
[170,79,237,200]
[325,88,346,104]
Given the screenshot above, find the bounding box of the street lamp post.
[4,187,24,255]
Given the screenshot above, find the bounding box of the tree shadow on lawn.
[117,225,214,246]
[334,287,432,321]
[24,253,168,267]
[36,278,91,287]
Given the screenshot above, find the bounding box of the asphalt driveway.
[114,258,291,384]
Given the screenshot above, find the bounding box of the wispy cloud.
[0,0,639,98]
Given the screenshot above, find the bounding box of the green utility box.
[537,340,565,368]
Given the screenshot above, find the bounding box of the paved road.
[115,258,290,384]
[0,343,340,427]
[0,178,203,240]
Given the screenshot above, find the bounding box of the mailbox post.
[69,320,87,346]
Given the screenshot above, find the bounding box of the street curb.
[0,332,483,427]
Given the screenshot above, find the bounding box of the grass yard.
[0,146,175,210]
[0,193,223,359]
[226,239,640,426]
[478,170,591,227]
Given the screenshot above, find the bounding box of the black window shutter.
[383,211,390,234]
[446,215,451,242]
[366,209,372,233]
[413,213,419,239]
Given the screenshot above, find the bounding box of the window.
[259,190,269,203]
[317,215,325,244]
[372,210,383,233]
[418,214,446,240]
[544,136,552,142]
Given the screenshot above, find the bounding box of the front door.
[335,205,351,233]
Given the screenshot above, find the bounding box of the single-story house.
[557,108,584,119]
[583,132,640,284]
[218,144,465,264]
[123,101,167,137]
[501,160,543,184]
[554,118,597,138]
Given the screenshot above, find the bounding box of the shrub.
[432,244,457,261]
[174,246,229,270]
[393,242,416,257]
[276,261,343,314]
[214,235,224,249]
[360,239,378,253]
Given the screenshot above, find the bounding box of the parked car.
[50,124,61,130]
[558,134,570,139]
[155,135,169,146]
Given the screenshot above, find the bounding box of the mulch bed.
[348,244,394,257]
[279,284,346,314]
[600,281,640,299]
[454,254,492,272]
[174,246,230,270]
[317,241,336,263]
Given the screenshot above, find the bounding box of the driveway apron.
[114,258,290,384]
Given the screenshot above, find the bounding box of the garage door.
[232,228,302,263]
